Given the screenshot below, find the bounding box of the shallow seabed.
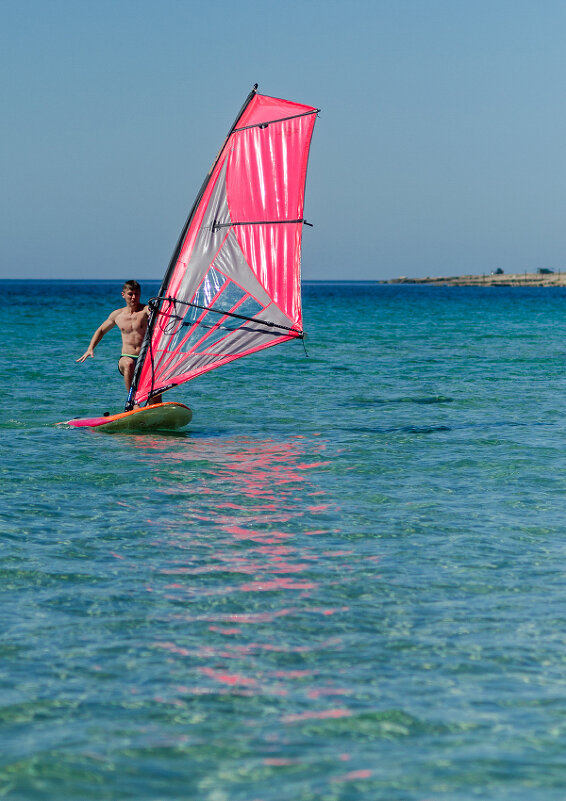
[3,281,566,799]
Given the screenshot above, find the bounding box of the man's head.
[122,280,141,307]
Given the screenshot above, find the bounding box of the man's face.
[122,287,140,307]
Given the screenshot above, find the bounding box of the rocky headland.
[381,271,566,287]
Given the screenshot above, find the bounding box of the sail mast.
[126,84,259,410]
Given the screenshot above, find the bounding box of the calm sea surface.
[3,280,566,800]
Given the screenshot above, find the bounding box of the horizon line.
[0,278,382,284]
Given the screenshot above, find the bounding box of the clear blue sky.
[2,0,566,281]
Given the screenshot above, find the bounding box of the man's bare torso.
[112,304,149,355]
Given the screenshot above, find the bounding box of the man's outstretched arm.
[76,316,116,362]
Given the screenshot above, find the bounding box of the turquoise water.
[3,280,566,799]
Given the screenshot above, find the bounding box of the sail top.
[127,88,318,409]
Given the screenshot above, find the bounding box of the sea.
[3,279,566,800]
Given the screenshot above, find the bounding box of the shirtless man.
[77,280,161,404]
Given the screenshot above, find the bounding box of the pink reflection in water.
[170,607,349,624]
[198,666,258,687]
[121,436,379,717]
[154,641,190,656]
[273,670,312,678]
[153,636,341,660]
[331,769,373,783]
[282,708,352,723]
[146,437,335,551]
[239,578,318,592]
[139,436,344,603]
[223,526,294,542]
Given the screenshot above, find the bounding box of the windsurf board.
[63,402,192,433]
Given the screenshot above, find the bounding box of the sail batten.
[233,108,318,133]
[148,296,304,335]
[127,87,317,410]
[211,219,309,231]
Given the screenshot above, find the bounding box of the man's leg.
[118,356,136,391]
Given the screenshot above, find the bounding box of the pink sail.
[127,87,318,409]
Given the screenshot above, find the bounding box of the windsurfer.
[77,280,162,405]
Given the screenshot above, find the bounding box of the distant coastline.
[381,271,566,287]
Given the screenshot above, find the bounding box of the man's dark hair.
[122,280,141,293]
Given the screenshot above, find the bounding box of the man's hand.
[76,348,94,363]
